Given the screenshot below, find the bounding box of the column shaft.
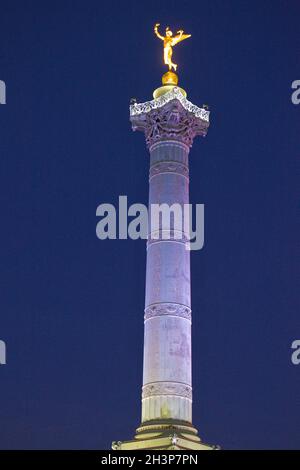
[142,140,192,423]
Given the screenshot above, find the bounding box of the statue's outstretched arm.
[154,23,164,41]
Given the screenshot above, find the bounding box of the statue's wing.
[172,34,191,46]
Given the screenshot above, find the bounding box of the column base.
[112,420,218,450]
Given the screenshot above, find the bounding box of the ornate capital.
[130,88,209,148]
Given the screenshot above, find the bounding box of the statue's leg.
[164,48,169,67]
[167,48,176,71]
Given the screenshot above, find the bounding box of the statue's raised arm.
[154,23,164,41]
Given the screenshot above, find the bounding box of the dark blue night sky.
[0,0,299,449]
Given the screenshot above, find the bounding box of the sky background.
[0,0,299,450]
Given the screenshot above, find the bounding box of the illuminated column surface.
[112,77,217,450]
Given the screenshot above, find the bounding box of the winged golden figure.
[154,23,191,72]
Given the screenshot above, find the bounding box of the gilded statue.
[154,23,191,72]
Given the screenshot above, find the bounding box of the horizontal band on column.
[142,381,192,400]
[147,229,190,248]
[149,161,189,180]
[144,302,191,321]
[147,240,191,250]
[149,140,190,153]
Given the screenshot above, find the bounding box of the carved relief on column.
[144,302,191,321]
[149,161,189,180]
[142,381,192,400]
[147,230,190,248]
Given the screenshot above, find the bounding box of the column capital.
[130,87,210,149]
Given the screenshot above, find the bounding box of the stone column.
[142,139,192,423]
[111,87,214,451]
[130,88,210,426]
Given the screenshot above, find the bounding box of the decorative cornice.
[142,381,192,400]
[144,302,191,321]
[130,87,209,123]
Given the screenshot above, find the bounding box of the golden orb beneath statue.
[153,73,187,99]
[162,71,178,86]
